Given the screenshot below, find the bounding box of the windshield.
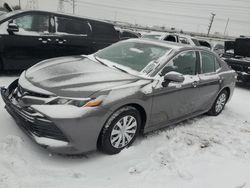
[95,40,170,72]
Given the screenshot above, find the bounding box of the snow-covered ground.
[0,76,250,188]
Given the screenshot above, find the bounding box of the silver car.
[1,39,236,155]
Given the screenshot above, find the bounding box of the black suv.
[0,10,120,70]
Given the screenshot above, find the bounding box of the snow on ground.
[0,76,250,188]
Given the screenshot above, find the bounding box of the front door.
[150,50,201,128]
[1,12,55,70]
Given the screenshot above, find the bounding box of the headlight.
[48,97,103,107]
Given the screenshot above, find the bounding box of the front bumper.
[1,80,111,154]
[1,83,77,153]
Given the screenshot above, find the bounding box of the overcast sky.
[2,0,250,36]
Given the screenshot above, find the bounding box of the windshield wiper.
[94,56,108,67]
[94,56,129,73]
[112,65,129,73]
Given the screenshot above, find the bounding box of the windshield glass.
[95,40,170,72]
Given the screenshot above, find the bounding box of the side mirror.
[162,71,184,87]
[7,23,19,33]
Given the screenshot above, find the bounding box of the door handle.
[56,38,67,44]
[192,81,199,88]
[38,37,49,44]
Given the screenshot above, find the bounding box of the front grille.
[7,105,68,142]
[24,119,68,142]
[2,81,68,142]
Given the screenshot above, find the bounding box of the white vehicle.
[142,32,210,48]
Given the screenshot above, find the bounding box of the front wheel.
[208,89,228,116]
[98,106,141,155]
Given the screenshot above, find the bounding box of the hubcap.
[215,93,226,113]
[110,115,137,149]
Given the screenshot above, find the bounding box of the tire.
[98,106,141,155]
[208,89,228,116]
[0,58,3,73]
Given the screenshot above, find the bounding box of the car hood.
[24,56,140,98]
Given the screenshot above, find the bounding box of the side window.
[215,59,221,71]
[56,17,91,35]
[91,22,118,38]
[201,51,218,73]
[161,51,197,76]
[179,37,190,44]
[13,14,49,34]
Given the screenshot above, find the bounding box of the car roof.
[128,38,209,52]
[3,10,114,25]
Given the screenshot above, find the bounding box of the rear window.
[201,51,220,73]
[91,22,118,38]
[191,38,200,46]
[121,31,139,39]
[56,17,91,35]
[179,37,190,44]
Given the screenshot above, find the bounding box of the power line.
[147,0,250,10]
[76,1,250,24]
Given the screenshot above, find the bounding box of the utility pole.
[72,0,76,14]
[19,0,21,8]
[207,13,216,36]
[224,18,229,36]
[26,0,38,10]
[58,0,75,14]
[58,0,65,12]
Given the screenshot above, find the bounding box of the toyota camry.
[1,39,236,154]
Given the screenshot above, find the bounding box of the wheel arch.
[97,102,148,149]
[219,86,231,102]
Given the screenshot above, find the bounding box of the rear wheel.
[208,89,228,116]
[98,106,141,155]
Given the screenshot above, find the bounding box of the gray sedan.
[1,39,236,154]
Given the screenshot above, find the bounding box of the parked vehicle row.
[142,32,211,49]
[0,10,126,71]
[222,37,250,82]
[1,39,236,154]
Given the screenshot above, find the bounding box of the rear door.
[53,15,93,56]
[1,12,55,70]
[197,51,221,111]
